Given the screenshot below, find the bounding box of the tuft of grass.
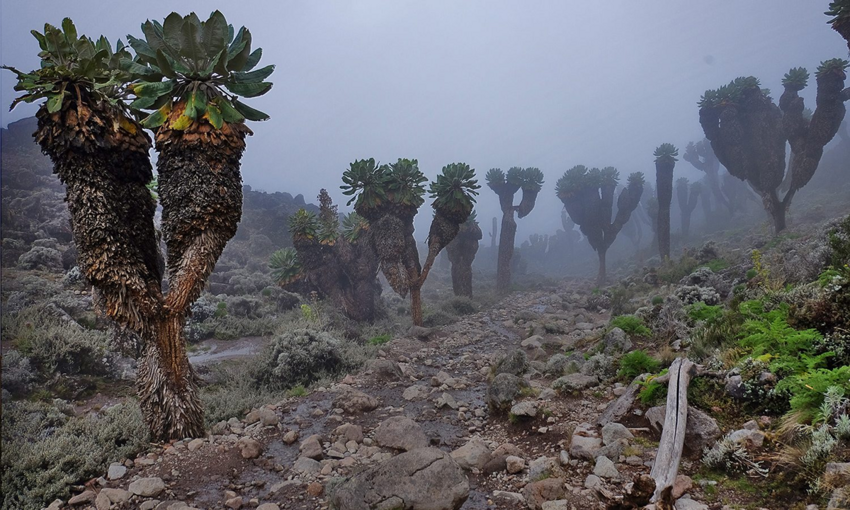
[618,350,661,380]
[704,258,729,272]
[610,315,652,337]
[368,334,392,346]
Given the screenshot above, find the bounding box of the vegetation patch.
[610,314,652,337]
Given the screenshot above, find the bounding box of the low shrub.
[441,297,477,316]
[618,350,660,380]
[1,350,34,395]
[1,400,148,510]
[610,315,651,337]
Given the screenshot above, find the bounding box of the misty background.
[1,1,845,245]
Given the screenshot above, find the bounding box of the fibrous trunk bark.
[496,211,517,293]
[145,114,250,439]
[656,167,673,260]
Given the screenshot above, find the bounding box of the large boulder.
[602,327,632,354]
[331,448,469,510]
[493,349,528,377]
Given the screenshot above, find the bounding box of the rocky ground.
[38,280,754,510]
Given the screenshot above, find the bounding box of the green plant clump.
[610,315,652,337]
[618,350,661,380]
[368,334,392,346]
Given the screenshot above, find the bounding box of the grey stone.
[727,428,765,449]
[100,489,131,505]
[725,375,746,399]
[69,491,95,505]
[493,349,528,376]
[593,456,620,479]
[402,385,430,401]
[128,477,166,497]
[601,422,634,446]
[187,438,205,452]
[492,491,525,505]
[368,359,404,381]
[293,456,322,474]
[825,462,850,488]
[674,497,709,510]
[299,434,323,460]
[257,505,281,510]
[569,434,602,460]
[246,408,279,426]
[646,405,720,453]
[488,373,527,411]
[527,456,563,481]
[828,487,850,510]
[524,478,566,510]
[509,401,538,418]
[552,373,599,392]
[334,423,364,443]
[584,474,602,489]
[506,455,525,474]
[541,501,569,510]
[238,438,263,459]
[374,416,428,451]
[334,388,379,414]
[331,448,468,510]
[107,462,127,480]
[602,327,632,354]
[450,438,492,470]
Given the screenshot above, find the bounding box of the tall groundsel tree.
[486,167,544,293]
[654,143,678,260]
[827,0,850,51]
[123,11,274,439]
[6,12,275,441]
[556,166,644,284]
[342,159,479,326]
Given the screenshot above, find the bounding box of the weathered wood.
[597,374,647,427]
[650,358,697,503]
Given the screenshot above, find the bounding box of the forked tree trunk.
[137,311,204,439]
[410,285,423,326]
[496,212,517,293]
[144,112,250,439]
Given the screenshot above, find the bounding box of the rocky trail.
[50,280,716,510]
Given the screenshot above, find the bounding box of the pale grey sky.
[1,1,846,242]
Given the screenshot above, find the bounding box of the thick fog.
[1,1,845,245]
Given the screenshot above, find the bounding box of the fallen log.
[649,357,697,503]
[597,374,647,427]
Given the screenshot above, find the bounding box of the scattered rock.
[436,392,459,409]
[282,430,299,444]
[601,422,634,446]
[334,388,379,414]
[552,373,599,392]
[402,384,430,401]
[374,416,428,451]
[331,448,468,510]
[528,456,564,481]
[672,474,694,499]
[569,434,602,460]
[824,463,850,487]
[238,438,263,459]
[506,455,525,474]
[524,478,566,510]
[488,373,527,411]
[509,400,537,418]
[187,438,205,452]
[593,456,620,479]
[246,408,279,426]
[306,481,324,497]
[128,477,166,498]
[257,504,280,510]
[493,349,528,376]
[368,359,404,381]
[541,501,569,510]
[674,497,709,510]
[492,491,525,505]
[299,435,323,460]
[68,491,95,505]
[584,474,602,489]
[334,423,364,443]
[99,489,130,505]
[292,456,322,475]
[451,438,493,470]
[107,462,127,480]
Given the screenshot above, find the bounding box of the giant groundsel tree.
[446,212,483,298]
[699,63,849,233]
[486,167,543,293]
[683,139,731,216]
[654,143,678,260]
[676,178,700,240]
[342,159,479,325]
[270,190,381,321]
[556,166,644,284]
[6,12,275,440]
[827,0,850,51]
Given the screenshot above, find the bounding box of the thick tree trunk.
[681,214,691,240]
[137,311,204,441]
[596,248,607,285]
[149,114,250,438]
[410,285,423,326]
[451,260,473,297]
[496,212,517,293]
